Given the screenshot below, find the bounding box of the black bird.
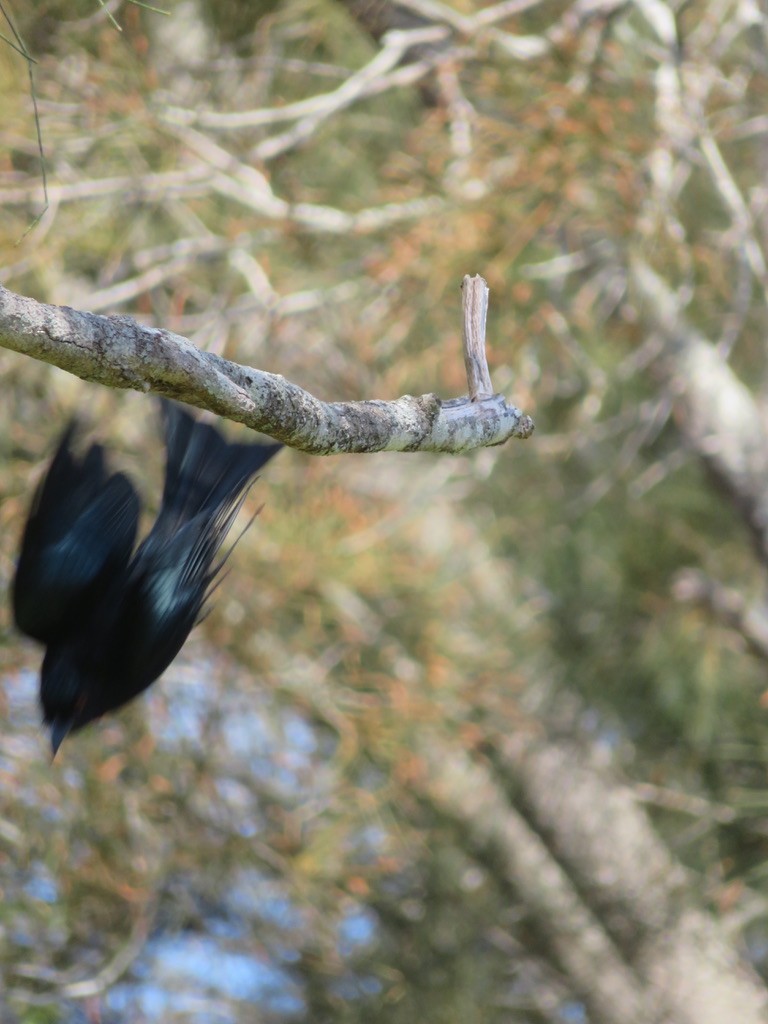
[12,401,281,755]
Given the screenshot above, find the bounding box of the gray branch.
[461,274,494,399]
[0,281,533,454]
[419,739,653,1024]
[630,258,768,558]
[494,734,768,1024]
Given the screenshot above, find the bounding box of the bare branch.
[172,126,447,232]
[0,281,533,455]
[630,258,768,560]
[461,274,494,399]
[0,166,213,210]
[492,735,768,1024]
[419,738,653,1024]
[161,27,453,132]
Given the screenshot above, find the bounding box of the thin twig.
[162,27,452,131]
[461,275,495,400]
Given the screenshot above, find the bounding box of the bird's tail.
[159,400,281,526]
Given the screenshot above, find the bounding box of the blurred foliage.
[3,0,768,1020]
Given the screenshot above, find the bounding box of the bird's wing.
[106,498,244,700]
[13,426,140,644]
[59,403,280,715]
[117,401,281,686]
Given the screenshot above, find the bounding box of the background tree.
[2,0,768,1021]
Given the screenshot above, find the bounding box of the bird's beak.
[50,718,73,759]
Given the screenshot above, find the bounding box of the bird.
[12,400,281,756]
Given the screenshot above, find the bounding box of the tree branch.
[461,274,494,399]
[630,258,768,559]
[0,280,533,454]
[418,739,653,1024]
[491,734,768,1024]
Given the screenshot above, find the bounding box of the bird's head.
[40,646,97,757]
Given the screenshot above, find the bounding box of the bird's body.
[12,401,280,754]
